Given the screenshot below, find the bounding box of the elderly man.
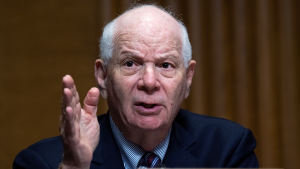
[14,4,258,169]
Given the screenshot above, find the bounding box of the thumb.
[83,87,100,115]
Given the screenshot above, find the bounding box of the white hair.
[99,4,192,68]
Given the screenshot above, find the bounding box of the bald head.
[115,6,181,35]
[99,4,192,67]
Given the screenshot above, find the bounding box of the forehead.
[113,6,183,53]
[116,6,181,31]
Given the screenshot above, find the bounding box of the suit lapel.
[163,120,198,168]
[91,113,124,169]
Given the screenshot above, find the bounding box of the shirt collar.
[109,114,171,169]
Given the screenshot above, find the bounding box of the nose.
[137,64,160,93]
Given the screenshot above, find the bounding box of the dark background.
[1,0,299,169]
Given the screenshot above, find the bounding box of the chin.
[135,117,165,130]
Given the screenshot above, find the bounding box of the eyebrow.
[120,51,142,59]
[120,51,138,56]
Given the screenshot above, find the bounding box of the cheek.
[165,77,186,99]
[162,77,187,116]
[107,73,138,108]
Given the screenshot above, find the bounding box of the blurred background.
[0,0,299,168]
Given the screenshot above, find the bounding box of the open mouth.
[139,103,157,108]
[134,102,162,114]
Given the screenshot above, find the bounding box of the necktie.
[137,152,161,168]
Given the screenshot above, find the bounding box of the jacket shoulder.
[175,109,247,138]
[173,109,258,168]
[14,136,63,169]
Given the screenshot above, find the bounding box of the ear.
[95,59,108,99]
[185,60,196,99]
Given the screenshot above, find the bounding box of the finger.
[62,75,76,113]
[72,90,81,123]
[63,88,74,107]
[62,77,80,111]
[75,90,80,106]
[61,89,73,132]
[62,75,75,90]
[72,85,78,98]
[61,90,77,137]
[61,75,79,137]
[83,87,100,116]
[64,106,76,139]
[75,102,82,123]
[60,106,76,136]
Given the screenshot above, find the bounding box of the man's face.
[98,14,195,135]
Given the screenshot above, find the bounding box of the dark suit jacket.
[13,109,259,168]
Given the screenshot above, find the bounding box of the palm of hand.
[60,75,100,169]
[79,107,100,157]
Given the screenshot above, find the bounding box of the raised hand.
[59,75,100,169]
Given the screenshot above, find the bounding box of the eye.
[162,62,171,69]
[126,61,134,67]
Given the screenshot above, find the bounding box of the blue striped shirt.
[109,115,171,169]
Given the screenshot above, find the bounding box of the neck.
[122,127,171,151]
[110,114,171,151]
